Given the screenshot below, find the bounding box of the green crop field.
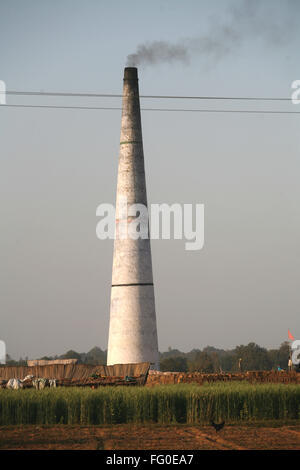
[0,382,299,426]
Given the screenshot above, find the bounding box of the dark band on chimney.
[112,283,154,287]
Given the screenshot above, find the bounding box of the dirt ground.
[0,423,300,450]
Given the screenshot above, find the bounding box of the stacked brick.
[146,371,300,386]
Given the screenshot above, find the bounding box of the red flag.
[288,329,295,341]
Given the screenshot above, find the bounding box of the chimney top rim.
[124,67,138,80]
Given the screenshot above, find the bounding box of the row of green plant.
[0,382,299,425]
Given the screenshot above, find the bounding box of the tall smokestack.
[107,67,159,369]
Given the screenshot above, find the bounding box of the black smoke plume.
[126,0,298,67]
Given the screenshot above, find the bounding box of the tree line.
[5,346,107,366]
[5,342,296,372]
[159,342,293,372]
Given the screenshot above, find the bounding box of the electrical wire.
[2,103,300,114]
[4,90,294,101]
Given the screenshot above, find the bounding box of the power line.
[2,103,300,114]
[4,90,294,101]
[6,91,123,98]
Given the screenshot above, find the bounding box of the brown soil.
[0,424,300,450]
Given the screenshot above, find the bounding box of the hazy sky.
[1,0,299,359]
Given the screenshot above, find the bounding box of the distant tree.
[190,351,214,373]
[160,357,188,372]
[219,352,236,372]
[185,349,201,362]
[160,348,185,360]
[278,342,290,368]
[210,351,221,372]
[5,354,15,365]
[234,343,272,371]
[85,347,107,365]
[268,342,290,370]
[203,346,222,354]
[18,358,27,365]
[60,350,82,362]
[5,354,27,366]
[3,342,291,372]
